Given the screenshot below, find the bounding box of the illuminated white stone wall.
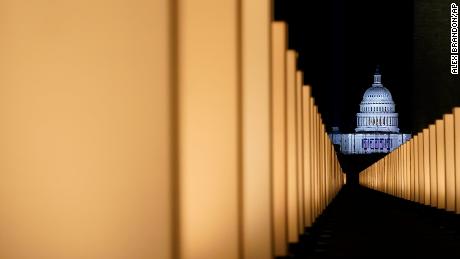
[331,133,411,154]
[330,68,411,154]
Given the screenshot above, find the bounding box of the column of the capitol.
[286,50,299,244]
[241,0,273,257]
[271,22,288,257]
[444,114,455,212]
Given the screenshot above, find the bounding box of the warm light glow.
[286,50,299,243]
[409,137,416,201]
[178,0,241,257]
[1,1,349,257]
[435,120,446,209]
[429,124,438,207]
[0,1,173,258]
[423,129,431,205]
[444,114,455,211]
[302,87,312,227]
[455,108,460,213]
[271,22,288,257]
[241,0,272,257]
[417,132,425,205]
[296,71,305,233]
[414,136,419,203]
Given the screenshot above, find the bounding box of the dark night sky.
[275,0,414,134]
[275,0,460,178]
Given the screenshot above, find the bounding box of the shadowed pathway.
[286,185,460,258]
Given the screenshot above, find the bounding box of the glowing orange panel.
[444,114,455,212]
[414,137,419,202]
[311,105,316,221]
[411,139,416,201]
[429,124,438,207]
[0,1,174,258]
[314,107,320,220]
[423,129,431,206]
[399,143,407,199]
[455,108,460,213]
[286,50,298,243]
[271,22,288,257]
[418,132,425,204]
[241,0,272,257]
[178,0,243,257]
[435,120,446,209]
[404,143,409,200]
[407,142,411,200]
[302,87,312,227]
[296,71,304,233]
[311,105,316,222]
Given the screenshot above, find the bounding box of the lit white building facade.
[329,68,411,154]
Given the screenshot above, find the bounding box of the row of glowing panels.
[0,1,344,259]
[360,108,460,213]
[271,22,346,257]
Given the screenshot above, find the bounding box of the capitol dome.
[355,68,399,133]
[362,85,393,103]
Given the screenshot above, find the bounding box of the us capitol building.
[329,68,411,154]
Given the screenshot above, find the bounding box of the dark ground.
[283,184,460,258]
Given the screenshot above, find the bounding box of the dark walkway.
[288,185,460,258]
